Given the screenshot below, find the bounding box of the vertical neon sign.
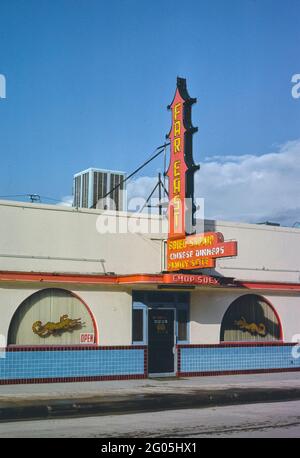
[166,78,199,239]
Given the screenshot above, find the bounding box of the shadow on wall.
[191,290,238,327]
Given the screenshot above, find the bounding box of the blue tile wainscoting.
[2,343,299,384]
[0,346,147,384]
[177,343,300,376]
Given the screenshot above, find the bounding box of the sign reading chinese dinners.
[166,78,237,272]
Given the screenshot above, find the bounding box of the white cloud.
[57,195,73,207]
[127,139,300,226]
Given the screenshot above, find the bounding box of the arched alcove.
[220,294,282,342]
[8,288,96,345]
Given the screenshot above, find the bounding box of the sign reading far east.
[166,78,238,272]
[166,77,199,239]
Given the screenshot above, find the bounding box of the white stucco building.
[0,199,300,384]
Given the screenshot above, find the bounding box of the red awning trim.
[235,281,300,291]
[0,271,299,291]
[0,271,117,284]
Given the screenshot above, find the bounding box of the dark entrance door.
[148,308,175,374]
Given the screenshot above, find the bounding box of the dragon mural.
[234,316,266,337]
[32,314,85,338]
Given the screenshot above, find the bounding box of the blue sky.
[0,0,299,220]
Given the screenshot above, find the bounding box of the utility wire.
[39,196,64,203]
[90,142,170,209]
[0,142,170,209]
[0,194,63,203]
[0,194,30,199]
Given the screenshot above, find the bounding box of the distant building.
[73,168,126,210]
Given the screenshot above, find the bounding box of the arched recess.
[8,288,97,345]
[220,294,283,342]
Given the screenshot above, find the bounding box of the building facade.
[0,200,300,384]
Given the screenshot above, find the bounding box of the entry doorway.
[148,308,175,376]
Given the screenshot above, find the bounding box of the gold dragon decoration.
[32,314,84,337]
[234,316,266,337]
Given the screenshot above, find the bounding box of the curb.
[1,387,300,422]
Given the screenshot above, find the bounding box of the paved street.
[1,400,300,438]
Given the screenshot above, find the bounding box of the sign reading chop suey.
[166,78,238,272]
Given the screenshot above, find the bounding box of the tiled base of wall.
[177,368,300,377]
[177,343,300,376]
[2,343,299,384]
[0,346,147,385]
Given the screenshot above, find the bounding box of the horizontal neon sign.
[167,232,237,271]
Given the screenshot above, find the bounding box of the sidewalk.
[1,372,300,421]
